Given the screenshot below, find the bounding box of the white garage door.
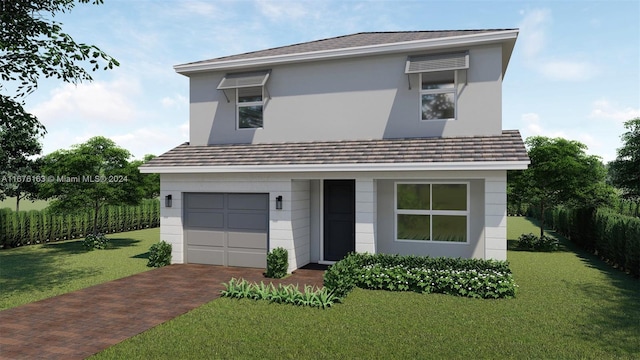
[184,193,268,268]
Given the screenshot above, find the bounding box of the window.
[395,182,468,242]
[405,52,467,121]
[237,86,263,129]
[216,70,270,129]
[420,71,456,121]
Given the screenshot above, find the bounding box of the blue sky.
[21,0,640,162]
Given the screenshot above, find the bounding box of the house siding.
[159,170,509,270]
[188,44,503,146]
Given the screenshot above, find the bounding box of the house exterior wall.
[290,180,311,269]
[188,44,503,146]
[159,169,509,271]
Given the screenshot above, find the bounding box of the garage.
[184,193,269,268]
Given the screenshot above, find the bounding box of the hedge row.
[0,199,160,248]
[529,206,640,277]
[323,253,516,300]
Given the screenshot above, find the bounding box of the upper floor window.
[420,71,455,121]
[217,70,271,130]
[405,52,468,121]
[237,87,263,129]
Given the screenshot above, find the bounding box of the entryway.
[323,180,355,261]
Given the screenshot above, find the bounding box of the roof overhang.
[140,160,530,174]
[174,30,519,77]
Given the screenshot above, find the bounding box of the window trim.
[419,71,458,121]
[394,181,470,244]
[236,87,264,130]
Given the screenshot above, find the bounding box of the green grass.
[93,217,640,359]
[0,196,49,211]
[0,228,159,310]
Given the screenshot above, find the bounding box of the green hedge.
[0,199,160,248]
[323,253,517,300]
[529,206,640,277]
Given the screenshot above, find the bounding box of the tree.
[1,0,119,99]
[1,0,118,200]
[510,136,614,237]
[39,136,144,235]
[130,154,160,199]
[0,97,46,201]
[609,118,640,199]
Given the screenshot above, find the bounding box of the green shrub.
[324,253,517,300]
[221,278,337,309]
[265,247,288,278]
[357,264,517,299]
[516,233,559,251]
[323,252,362,300]
[82,233,109,250]
[147,240,172,268]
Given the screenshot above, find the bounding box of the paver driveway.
[0,264,325,360]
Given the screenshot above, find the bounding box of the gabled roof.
[140,130,529,174]
[175,29,518,75]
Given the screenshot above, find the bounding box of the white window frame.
[394,181,469,244]
[419,71,458,121]
[236,86,264,130]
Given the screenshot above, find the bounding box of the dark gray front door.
[323,180,355,261]
[184,193,268,268]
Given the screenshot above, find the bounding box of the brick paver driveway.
[0,264,325,360]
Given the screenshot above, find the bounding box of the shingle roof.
[142,130,529,169]
[180,30,515,66]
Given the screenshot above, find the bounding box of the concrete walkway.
[0,264,325,360]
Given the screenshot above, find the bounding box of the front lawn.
[93,218,640,359]
[0,228,159,310]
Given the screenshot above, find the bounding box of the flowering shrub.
[82,233,108,250]
[324,253,517,300]
[357,264,517,299]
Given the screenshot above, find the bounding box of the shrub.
[82,233,109,250]
[265,247,288,278]
[147,240,172,268]
[323,252,362,300]
[516,233,559,251]
[324,253,517,300]
[221,278,338,309]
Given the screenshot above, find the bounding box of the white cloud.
[255,0,309,21]
[589,99,640,122]
[111,123,188,159]
[520,112,603,157]
[30,78,141,128]
[178,0,219,17]
[518,8,551,58]
[517,8,597,82]
[161,94,188,108]
[538,60,598,81]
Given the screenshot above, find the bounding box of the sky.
[16,0,640,163]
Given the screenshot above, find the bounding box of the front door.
[323,180,355,261]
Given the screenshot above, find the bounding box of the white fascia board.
[174,30,519,75]
[139,160,530,174]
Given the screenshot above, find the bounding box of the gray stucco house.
[141,29,530,272]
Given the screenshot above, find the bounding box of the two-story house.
[141,30,530,272]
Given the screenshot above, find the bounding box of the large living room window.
[420,71,456,120]
[395,182,468,242]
